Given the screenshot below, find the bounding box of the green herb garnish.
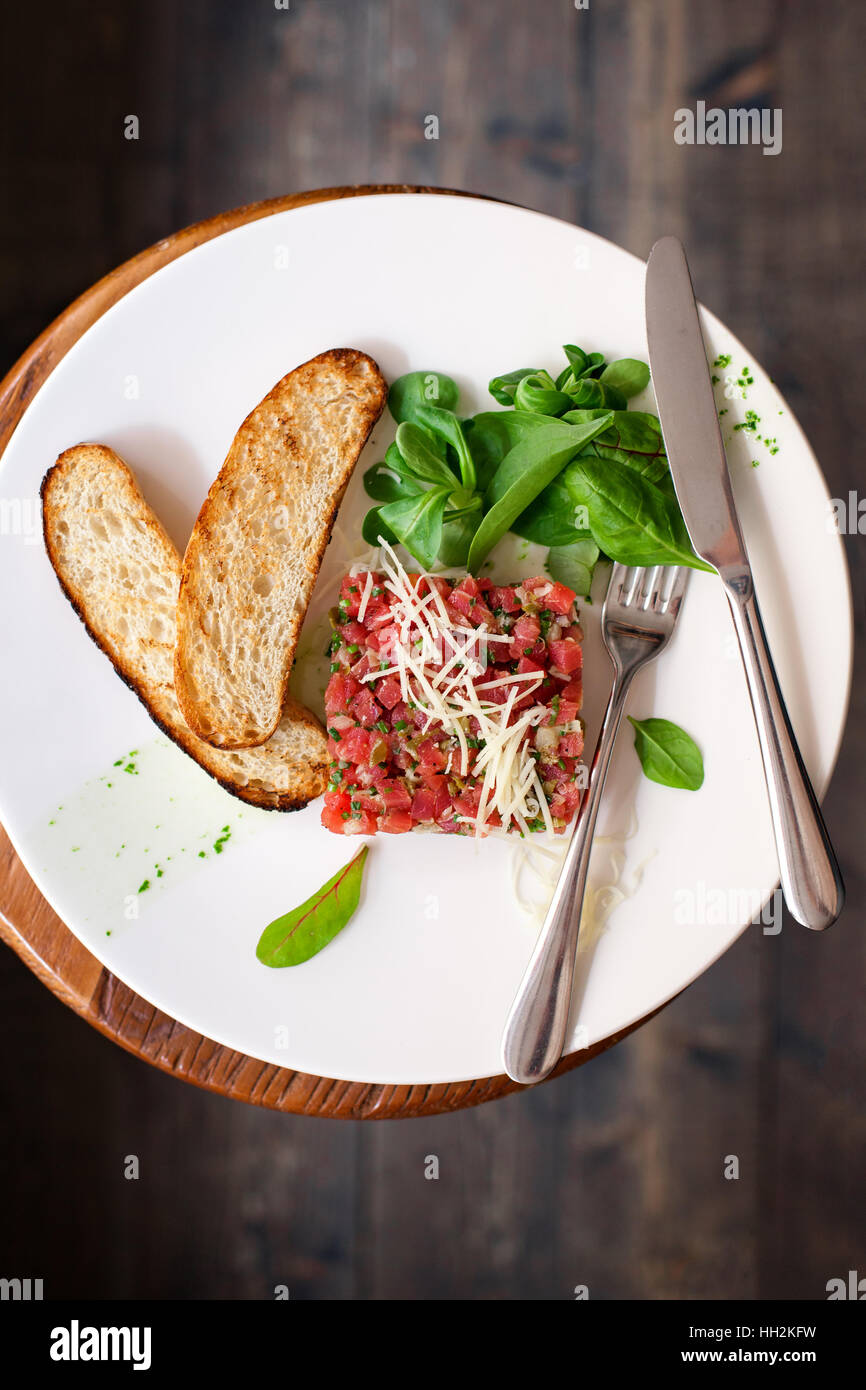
[256,846,369,968]
[627,717,704,791]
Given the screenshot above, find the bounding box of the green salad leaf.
[388,371,459,424]
[361,506,399,547]
[514,370,575,416]
[511,473,587,547]
[395,422,460,488]
[256,846,369,967]
[564,457,713,571]
[378,487,451,568]
[362,352,694,577]
[485,414,614,507]
[600,358,651,399]
[627,718,705,791]
[414,405,476,490]
[488,367,539,406]
[468,413,614,572]
[565,410,669,484]
[547,539,600,598]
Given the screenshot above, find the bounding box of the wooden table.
[2,0,863,1299]
[0,184,664,1119]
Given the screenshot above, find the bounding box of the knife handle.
[724,583,844,930]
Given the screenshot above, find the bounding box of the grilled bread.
[41,445,329,811]
[174,348,387,749]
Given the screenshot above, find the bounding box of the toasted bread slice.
[174,348,387,749]
[41,445,329,811]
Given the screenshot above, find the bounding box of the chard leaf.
[256,846,369,967]
[565,409,669,484]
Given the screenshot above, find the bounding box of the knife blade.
[645,235,844,931]
[645,235,749,579]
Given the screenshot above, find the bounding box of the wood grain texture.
[0,183,662,1120]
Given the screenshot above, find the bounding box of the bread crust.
[41,445,329,811]
[174,349,387,749]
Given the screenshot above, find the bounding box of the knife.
[645,235,844,931]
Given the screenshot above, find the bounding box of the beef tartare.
[321,545,585,837]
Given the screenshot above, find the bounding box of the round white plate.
[0,194,852,1084]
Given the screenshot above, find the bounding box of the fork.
[501,562,690,1085]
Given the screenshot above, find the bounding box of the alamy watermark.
[675,101,782,157]
[0,497,41,544]
[674,882,783,934]
[827,491,866,534]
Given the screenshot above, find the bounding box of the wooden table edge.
[0,183,672,1119]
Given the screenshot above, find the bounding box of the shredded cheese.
[368,540,571,836]
[356,568,375,624]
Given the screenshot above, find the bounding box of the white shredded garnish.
[356,568,375,623]
[512,807,650,947]
[366,538,571,836]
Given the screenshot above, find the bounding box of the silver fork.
[501,562,690,1085]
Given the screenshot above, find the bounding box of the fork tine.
[612,564,643,606]
[662,565,690,614]
[605,562,690,619]
[642,565,663,611]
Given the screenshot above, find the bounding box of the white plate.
[0,194,852,1084]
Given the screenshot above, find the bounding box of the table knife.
[645,235,844,931]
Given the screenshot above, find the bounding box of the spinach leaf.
[488,367,539,406]
[414,405,477,491]
[379,487,451,568]
[514,370,574,417]
[601,358,651,399]
[464,412,548,492]
[486,413,614,507]
[388,371,459,425]
[565,410,669,484]
[467,413,614,572]
[467,409,559,480]
[548,539,600,598]
[395,422,460,488]
[564,458,713,571]
[362,506,399,548]
[256,846,369,967]
[627,717,704,791]
[512,474,588,547]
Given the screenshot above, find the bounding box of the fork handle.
[725,585,844,931]
[501,666,636,1085]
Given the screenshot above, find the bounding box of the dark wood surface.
[1,0,863,1298]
